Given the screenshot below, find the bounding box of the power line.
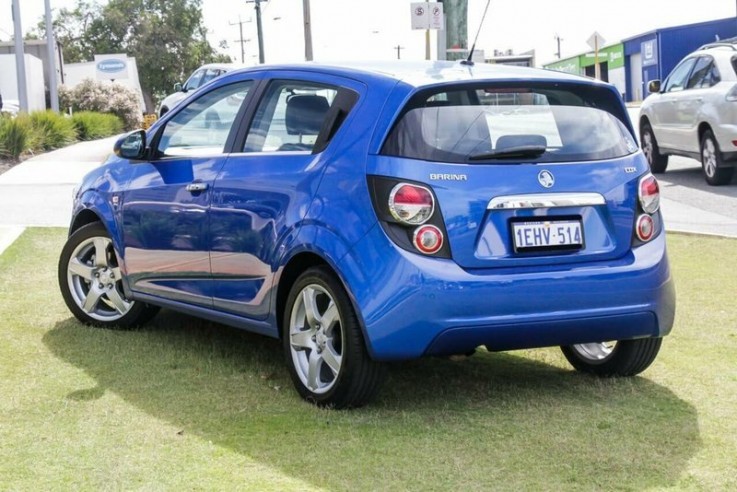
[229,16,252,63]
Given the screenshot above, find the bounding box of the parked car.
[157,63,238,118]
[58,62,675,408]
[640,40,737,185]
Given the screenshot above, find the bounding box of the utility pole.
[230,16,250,63]
[11,0,28,112]
[303,0,313,61]
[394,45,404,59]
[554,34,563,59]
[44,0,58,111]
[246,0,267,64]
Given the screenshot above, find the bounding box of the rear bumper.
[338,224,675,361]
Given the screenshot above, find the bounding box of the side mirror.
[648,80,662,94]
[174,82,183,92]
[114,130,147,160]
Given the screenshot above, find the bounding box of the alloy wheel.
[569,341,616,362]
[66,236,132,322]
[289,284,344,394]
[702,138,717,178]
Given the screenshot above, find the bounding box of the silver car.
[158,63,238,117]
[639,41,737,185]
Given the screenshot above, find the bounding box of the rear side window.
[244,80,357,154]
[382,84,637,164]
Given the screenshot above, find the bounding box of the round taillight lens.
[639,174,660,214]
[388,183,434,225]
[636,214,655,242]
[413,225,444,255]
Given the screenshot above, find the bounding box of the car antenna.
[460,0,492,66]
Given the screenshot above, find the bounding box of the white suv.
[640,42,737,185]
[157,63,238,118]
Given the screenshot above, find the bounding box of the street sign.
[587,31,606,50]
[411,2,444,30]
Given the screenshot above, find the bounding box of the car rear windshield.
[381,83,638,164]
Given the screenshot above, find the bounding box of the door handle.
[186,182,208,193]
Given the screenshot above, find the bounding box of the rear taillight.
[413,225,444,255]
[633,173,661,245]
[388,183,434,225]
[368,176,450,258]
[638,173,660,214]
[636,214,655,242]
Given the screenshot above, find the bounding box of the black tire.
[58,222,159,329]
[700,130,735,186]
[561,338,662,377]
[641,122,668,173]
[282,266,385,408]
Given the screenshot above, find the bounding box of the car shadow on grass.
[45,310,700,490]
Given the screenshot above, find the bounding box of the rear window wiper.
[468,145,547,161]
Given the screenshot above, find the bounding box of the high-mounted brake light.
[413,225,444,255]
[388,183,435,225]
[636,214,655,242]
[638,174,660,214]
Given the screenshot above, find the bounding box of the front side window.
[687,57,716,89]
[244,81,338,153]
[157,81,252,157]
[664,58,697,92]
[184,69,205,91]
[382,85,638,164]
[200,68,222,87]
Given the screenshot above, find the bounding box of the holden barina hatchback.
[59,62,675,408]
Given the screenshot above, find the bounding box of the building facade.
[544,17,737,102]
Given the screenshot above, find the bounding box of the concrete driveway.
[0,136,118,254]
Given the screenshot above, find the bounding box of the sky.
[1,0,736,67]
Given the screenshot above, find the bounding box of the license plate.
[512,220,583,251]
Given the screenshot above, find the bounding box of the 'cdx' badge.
[538,170,555,188]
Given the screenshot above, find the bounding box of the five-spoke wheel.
[700,130,734,186]
[59,222,158,328]
[283,266,384,408]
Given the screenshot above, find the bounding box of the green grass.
[1,229,735,490]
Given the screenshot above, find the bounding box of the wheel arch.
[697,121,713,145]
[69,208,103,235]
[273,246,377,359]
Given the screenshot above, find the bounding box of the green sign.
[545,57,581,75]
[580,43,624,69]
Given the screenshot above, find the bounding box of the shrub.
[0,114,37,161]
[59,79,142,130]
[29,111,77,151]
[72,112,124,141]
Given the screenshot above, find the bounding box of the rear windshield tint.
[382,84,638,164]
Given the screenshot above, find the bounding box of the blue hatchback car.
[59,61,675,408]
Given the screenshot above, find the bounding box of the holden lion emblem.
[538,170,555,188]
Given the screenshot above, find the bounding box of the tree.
[39,0,231,112]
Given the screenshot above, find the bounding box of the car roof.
[197,62,243,71]
[232,60,604,88]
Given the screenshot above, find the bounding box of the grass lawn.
[1,228,735,490]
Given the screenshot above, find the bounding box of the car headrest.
[285,95,330,135]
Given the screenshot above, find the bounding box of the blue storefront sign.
[642,39,658,67]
